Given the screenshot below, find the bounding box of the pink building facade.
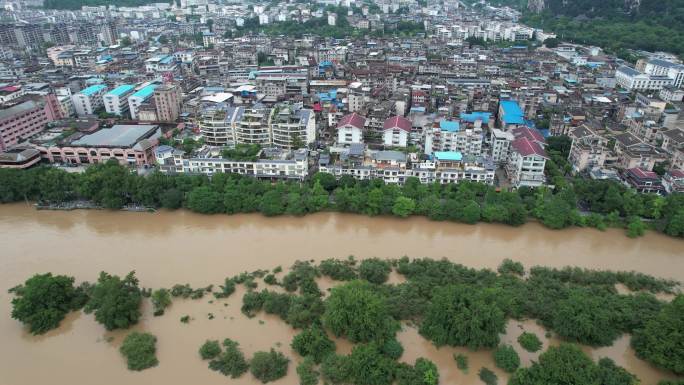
[37,144,157,166]
[0,95,62,152]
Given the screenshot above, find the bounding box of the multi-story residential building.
[336,113,365,144]
[613,132,667,171]
[72,84,108,117]
[199,106,239,147]
[662,170,684,194]
[490,128,515,164]
[642,58,684,88]
[382,116,411,148]
[568,124,610,173]
[158,146,310,181]
[234,105,271,145]
[615,66,673,91]
[153,84,182,123]
[145,55,178,74]
[269,104,315,149]
[424,120,483,157]
[319,147,495,186]
[622,168,664,194]
[128,84,157,120]
[661,128,684,170]
[0,96,61,151]
[506,128,548,188]
[103,85,135,117]
[34,124,160,166]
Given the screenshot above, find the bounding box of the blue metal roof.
[500,100,524,125]
[106,84,134,97]
[79,84,107,96]
[131,84,157,100]
[159,55,175,65]
[460,111,490,123]
[434,151,463,161]
[439,120,460,132]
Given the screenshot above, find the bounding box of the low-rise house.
[382,116,411,148]
[613,132,667,171]
[337,113,365,144]
[622,168,664,194]
[662,170,684,194]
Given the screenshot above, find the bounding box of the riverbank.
[2,204,684,385]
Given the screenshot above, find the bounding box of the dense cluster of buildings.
[0,0,682,194]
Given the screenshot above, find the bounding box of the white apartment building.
[643,58,684,88]
[490,128,515,164]
[615,66,674,91]
[506,137,548,187]
[336,113,365,144]
[127,84,157,120]
[103,84,135,116]
[269,104,316,149]
[71,84,107,117]
[424,120,483,157]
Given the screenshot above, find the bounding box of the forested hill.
[520,0,684,57]
[43,0,172,10]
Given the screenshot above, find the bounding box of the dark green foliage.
[250,349,289,383]
[597,358,639,385]
[382,282,429,321]
[282,261,321,296]
[419,285,506,349]
[358,258,392,284]
[509,343,638,385]
[170,284,193,298]
[498,259,524,275]
[10,273,85,334]
[285,294,325,329]
[396,358,439,385]
[199,340,221,360]
[493,344,520,373]
[263,274,278,285]
[291,325,336,364]
[213,277,236,298]
[454,353,468,372]
[84,271,142,330]
[296,356,319,385]
[151,288,171,316]
[478,367,498,385]
[381,338,404,360]
[180,315,190,323]
[632,295,684,374]
[241,290,266,317]
[319,258,357,281]
[321,353,352,384]
[517,332,542,352]
[119,332,158,371]
[550,288,623,346]
[209,338,249,378]
[348,344,396,385]
[323,280,399,344]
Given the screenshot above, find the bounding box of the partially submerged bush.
[120,332,158,371]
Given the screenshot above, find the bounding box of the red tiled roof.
[511,137,548,158]
[336,112,366,130]
[383,116,412,132]
[669,169,684,178]
[512,126,546,144]
[629,168,658,180]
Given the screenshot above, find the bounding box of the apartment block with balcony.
[104,85,135,117]
[568,124,610,173]
[269,103,315,149]
[72,84,108,117]
[128,84,157,120]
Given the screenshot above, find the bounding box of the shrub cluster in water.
[8,257,684,382]
[120,332,158,371]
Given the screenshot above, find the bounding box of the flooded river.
[0,203,682,385]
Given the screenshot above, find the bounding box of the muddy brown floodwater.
[1,203,683,385]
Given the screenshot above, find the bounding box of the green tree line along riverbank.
[8,258,684,384]
[1,161,684,238]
